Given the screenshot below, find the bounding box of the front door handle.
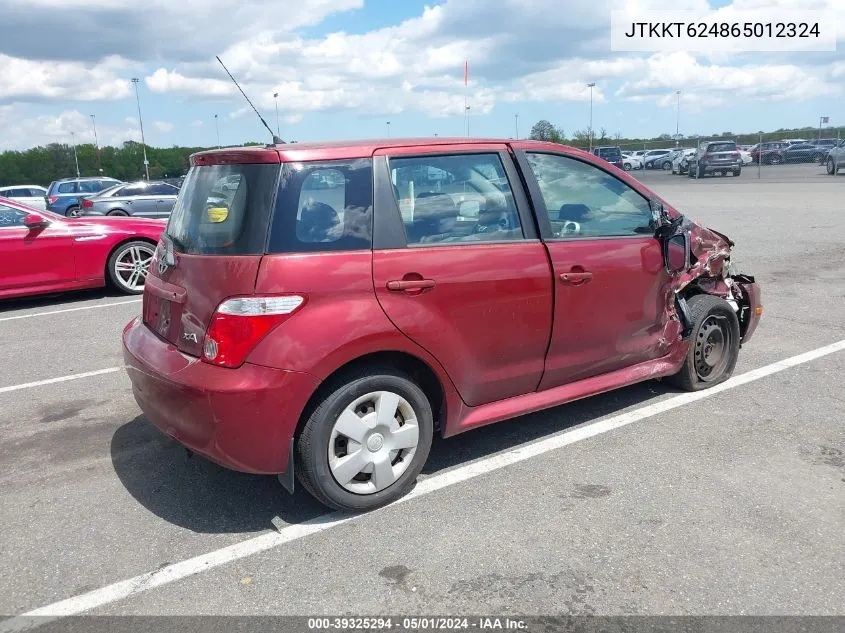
[386,279,436,292]
[559,271,593,286]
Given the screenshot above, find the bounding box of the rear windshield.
[708,143,736,152]
[166,163,280,255]
[598,148,622,159]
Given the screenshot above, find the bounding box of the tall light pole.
[90,114,102,174]
[130,78,150,180]
[587,82,596,152]
[273,92,280,137]
[214,114,220,148]
[675,90,681,146]
[514,114,519,140]
[70,131,80,177]
[465,105,471,137]
[386,121,391,138]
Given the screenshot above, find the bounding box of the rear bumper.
[122,317,320,474]
[701,162,741,172]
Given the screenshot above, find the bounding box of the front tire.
[106,240,155,294]
[662,160,672,170]
[827,157,837,175]
[733,168,741,177]
[296,369,434,512]
[668,295,740,392]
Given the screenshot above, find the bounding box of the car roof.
[191,137,584,164]
[0,184,45,189]
[54,176,120,182]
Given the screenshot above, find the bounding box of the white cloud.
[152,121,174,133]
[0,54,133,101]
[0,107,140,151]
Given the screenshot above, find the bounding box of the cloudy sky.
[0,0,842,151]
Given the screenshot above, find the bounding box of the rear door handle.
[386,279,436,292]
[559,271,593,286]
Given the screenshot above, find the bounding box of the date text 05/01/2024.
[307,617,528,630]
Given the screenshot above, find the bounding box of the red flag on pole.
[464,60,468,86]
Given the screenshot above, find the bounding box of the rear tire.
[106,240,155,295]
[733,168,741,177]
[770,155,783,165]
[296,369,434,512]
[668,295,740,392]
[107,209,129,216]
[66,206,80,218]
[623,163,632,171]
[662,161,672,170]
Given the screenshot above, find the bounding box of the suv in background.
[122,138,762,512]
[825,140,845,175]
[45,177,123,216]
[749,142,789,164]
[688,140,742,178]
[591,146,624,170]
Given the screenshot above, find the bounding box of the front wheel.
[662,160,672,170]
[296,369,434,511]
[623,163,632,171]
[106,240,155,294]
[733,168,741,177]
[770,155,783,165]
[827,157,837,175]
[668,295,740,392]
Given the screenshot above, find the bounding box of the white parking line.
[3,338,845,629]
[0,368,123,395]
[0,299,141,323]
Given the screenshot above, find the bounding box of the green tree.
[529,120,565,144]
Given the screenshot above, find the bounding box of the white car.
[0,185,47,210]
[738,150,753,165]
[621,153,644,171]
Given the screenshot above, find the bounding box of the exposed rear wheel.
[296,369,434,511]
[107,240,155,294]
[668,295,740,392]
[66,206,80,217]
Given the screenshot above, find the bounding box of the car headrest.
[558,203,590,222]
[298,201,340,242]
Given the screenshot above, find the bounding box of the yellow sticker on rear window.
[207,207,229,223]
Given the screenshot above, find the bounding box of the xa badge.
[183,332,198,343]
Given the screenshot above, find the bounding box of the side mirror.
[665,233,690,273]
[23,214,51,230]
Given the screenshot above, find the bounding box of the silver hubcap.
[328,391,420,495]
[68,207,79,217]
[114,245,154,291]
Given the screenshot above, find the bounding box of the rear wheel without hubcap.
[107,241,155,294]
[297,369,433,511]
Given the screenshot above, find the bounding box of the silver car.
[78,180,180,218]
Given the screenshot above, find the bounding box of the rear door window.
[267,159,373,253]
[57,182,78,194]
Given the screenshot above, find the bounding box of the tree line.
[0,141,212,187]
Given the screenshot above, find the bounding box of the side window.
[0,203,27,227]
[10,189,32,197]
[148,183,177,196]
[57,182,78,194]
[120,184,148,197]
[524,153,653,239]
[28,188,45,197]
[267,158,373,253]
[388,153,523,245]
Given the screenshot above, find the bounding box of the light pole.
[273,92,280,137]
[465,105,471,137]
[70,131,80,177]
[90,114,102,174]
[386,121,391,138]
[587,82,596,152]
[130,78,150,180]
[514,114,519,140]
[214,114,220,148]
[675,90,681,146]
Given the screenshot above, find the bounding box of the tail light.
[202,295,305,368]
[730,152,740,159]
[81,199,93,208]
[47,195,59,204]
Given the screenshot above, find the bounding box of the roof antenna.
[216,55,285,145]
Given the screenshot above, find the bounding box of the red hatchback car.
[0,197,165,299]
[122,139,762,511]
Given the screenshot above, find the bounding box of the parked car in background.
[671,149,698,175]
[78,180,180,218]
[642,149,674,169]
[738,150,753,165]
[0,185,48,210]
[45,177,123,216]
[122,138,762,511]
[590,146,624,170]
[621,153,643,171]
[748,142,789,164]
[688,140,742,178]
[773,143,825,164]
[163,176,186,188]
[0,196,165,298]
[812,138,839,150]
[825,140,845,175]
[781,138,809,145]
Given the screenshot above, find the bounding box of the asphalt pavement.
[1,166,843,623]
